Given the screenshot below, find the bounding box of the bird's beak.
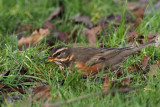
[44,57,55,64]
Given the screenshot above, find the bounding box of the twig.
[45,7,62,22]
[42,87,140,107]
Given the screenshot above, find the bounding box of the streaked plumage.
[46,40,156,76]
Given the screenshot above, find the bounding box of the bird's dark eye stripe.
[52,50,66,57]
[52,52,61,57]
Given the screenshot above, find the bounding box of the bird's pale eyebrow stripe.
[51,47,68,57]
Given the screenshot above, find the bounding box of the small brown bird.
[46,40,157,77]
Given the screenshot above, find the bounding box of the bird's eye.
[56,52,61,55]
[52,51,61,57]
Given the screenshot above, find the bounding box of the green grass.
[1,0,160,107]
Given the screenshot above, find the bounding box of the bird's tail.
[132,40,156,52]
[124,40,156,56]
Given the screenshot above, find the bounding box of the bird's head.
[46,46,72,64]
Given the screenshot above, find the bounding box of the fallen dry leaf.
[103,76,112,92]
[120,78,130,88]
[126,31,138,45]
[52,30,70,42]
[18,28,50,46]
[116,69,124,78]
[133,7,145,19]
[44,29,77,47]
[0,84,26,94]
[147,33,157,42]
[98,14,122,29]
[147,61,160,77]
[103,76,131,91]
[98,17,109,28]
[29,85,52,102]
[107,14,121,23]
[82,25,102,47]
[126,32,145,46]
[128,64,141,72]
[45,7,62,22]
[43,7,62,29]
[136,34,144,44]
[66,29,77,41]
[133,7,146,26]
[141,54,150,70]
[0,84,5,88]
[127,2,146,26]
[43,21,55,30]
[70,14,93,28]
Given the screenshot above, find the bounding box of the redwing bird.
[46,40,157,77]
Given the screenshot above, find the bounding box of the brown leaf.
[120,78,130,88]
[0,84,5,88]
[45,7,62,22]
[137,34,144,44]
[126,31,138,44]
[43,7,62,30]
[52,30,70,42]
[43,21,55,30]
[128,64,141,72]
[31,85,52,102]
[66,29,77,41]
[103,77,131,91]
[133,7,145,19]
[127,2,146,26]
[46,29,77,47]
[108,14,121,23]
[116,69,124,78]
[70,14,93,28]
[147,33,157,42]
[98,17,108,28]
[103,76,112,92]
[98,14,122,29]
[0,84,26,94]
[126,32,145,46]
[141,54,150,69]
[82,25,102,47]
[147,61,160,77]
[18,28,50,46]
[133,7,146,26]
[11,86,26,94]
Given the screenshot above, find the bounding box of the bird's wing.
[85,48,124,66]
